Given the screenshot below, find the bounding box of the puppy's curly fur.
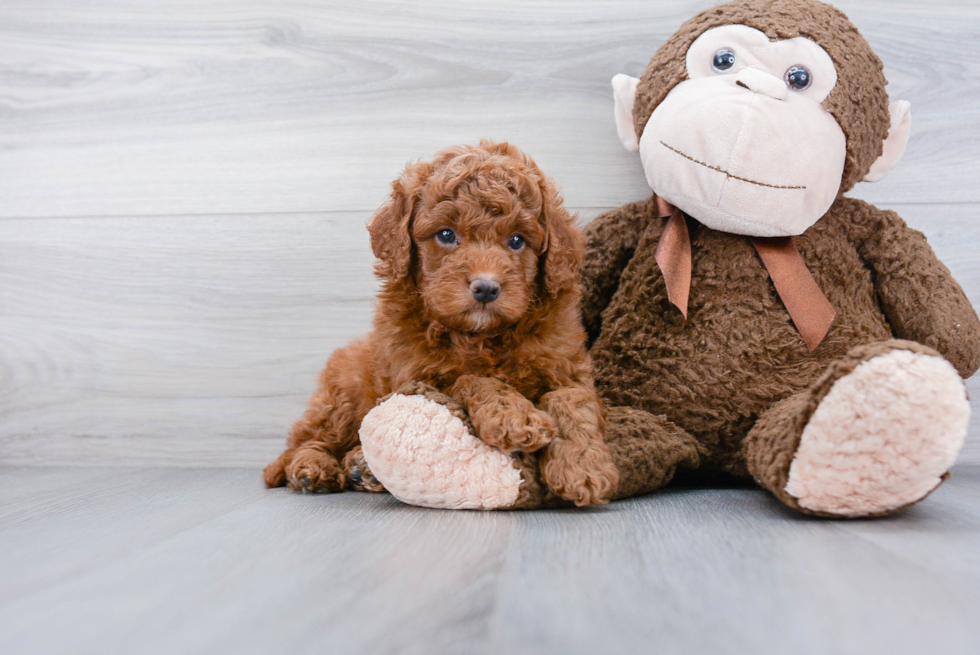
[264,141,618,506]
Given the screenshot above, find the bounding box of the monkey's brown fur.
[584,0,980,514]
[264,141,618,506]
[633,0,890,193]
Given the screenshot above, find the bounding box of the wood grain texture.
[0,212,376,466]
[3,203,980,466]
[0,0,979,218]
[0,466,978,654]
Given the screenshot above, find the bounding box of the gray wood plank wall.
[2,0,979,467]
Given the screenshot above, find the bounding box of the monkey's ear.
[863,101,912,183]
[612,74,641,153]
[368,162,430,281]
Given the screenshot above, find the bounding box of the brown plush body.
[586,0,980,516]
[583,195,980,509]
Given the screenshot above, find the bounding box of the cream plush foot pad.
[359,393,523,510]
[786,349,969,516]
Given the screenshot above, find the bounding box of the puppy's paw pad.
[478,405,557,452]
[343,447,385,492]
[286,451,345,494]
[512,408,558,452]
[542,443,618,506]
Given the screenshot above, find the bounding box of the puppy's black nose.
[471,278,500,304]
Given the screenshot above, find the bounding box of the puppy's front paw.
[342,446,385,492]
[542,440,619,506]
[472,400,558,453]
[286,448,345,493]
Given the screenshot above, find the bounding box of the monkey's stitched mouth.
[660,141,806,190]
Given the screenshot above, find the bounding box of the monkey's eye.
[435,228,457,245]
[785,65,812,91]
[711,48,736,73]
[507,234,525,251]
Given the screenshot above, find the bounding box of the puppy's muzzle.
[470,278,500,304]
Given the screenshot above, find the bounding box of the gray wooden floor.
[0,466,977,655]
[0,465,976,655]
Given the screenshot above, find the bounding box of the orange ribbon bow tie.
[652,195,836,351]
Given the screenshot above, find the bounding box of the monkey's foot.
[358,384,548,510]
[785,343,968,517]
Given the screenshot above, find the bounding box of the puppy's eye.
[435,228,457,245]
[507,234,525,251]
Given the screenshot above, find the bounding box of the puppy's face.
[413,177,546,333]
[369,141,583,336]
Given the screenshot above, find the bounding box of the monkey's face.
[640,25,846,237]
[613,1,910,237]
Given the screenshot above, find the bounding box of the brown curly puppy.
[263,141,618,506]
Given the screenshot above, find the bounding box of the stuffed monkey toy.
[361,0,980,516]
[584,0,980,517]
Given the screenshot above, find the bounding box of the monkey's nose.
[471,278,500,304]
[734,67,788,101]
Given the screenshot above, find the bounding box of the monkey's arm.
[580,198,657,345]
[849,199,980,378]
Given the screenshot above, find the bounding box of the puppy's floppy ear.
[538,175,584,298]
[368,161,431,281]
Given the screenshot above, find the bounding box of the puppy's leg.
[450,375,556,452]
[539,386,618,506]
[262,451,288,488]
[287,440,347,493]
[342,445,385,492]
[265,338,377,493]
